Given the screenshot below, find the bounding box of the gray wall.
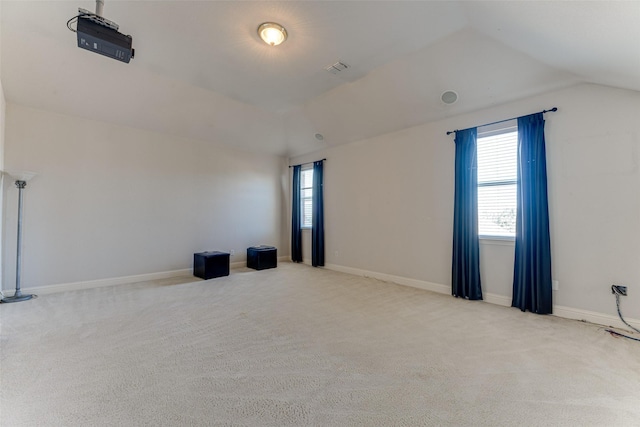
[290,83,640,321]
[3,104,287,288]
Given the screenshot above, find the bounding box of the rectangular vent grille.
[324,61,349,74]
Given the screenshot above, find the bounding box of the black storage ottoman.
[247,246,277,270]
[193,251,230,279]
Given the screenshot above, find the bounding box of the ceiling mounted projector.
[67,1,134,63]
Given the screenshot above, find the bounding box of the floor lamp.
[1,171,37,303]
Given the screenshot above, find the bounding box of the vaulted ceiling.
[2,1,639,157]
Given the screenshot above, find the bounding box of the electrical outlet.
[611,285,627,296]
[230,249,235,256]
[552,280,559,291]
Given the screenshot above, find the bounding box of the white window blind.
[301,168,313,228]
[477,124,518,238]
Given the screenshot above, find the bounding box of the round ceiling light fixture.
[441,90,459,105]
[258,22,288,46]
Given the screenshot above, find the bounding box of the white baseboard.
[19,261,259,296]
[230,261,245,269]
[552,304,640,331]
[324,263,449,294]
[324,263,640,332]
[19,257,293,296]
[484,292,512,307]
[21,268,193,296]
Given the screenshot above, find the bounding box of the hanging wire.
[67,13,91,33]
[604,289,640,342]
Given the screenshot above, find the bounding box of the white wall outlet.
[552,280,559,291]
[334,251,339,258]
[230,249,235,256]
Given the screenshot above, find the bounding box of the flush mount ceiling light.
[258,22,287,46]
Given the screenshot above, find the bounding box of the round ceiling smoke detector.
[441,90,459,105]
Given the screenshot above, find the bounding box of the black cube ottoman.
[194,251,230,279]
[247,246,277,270]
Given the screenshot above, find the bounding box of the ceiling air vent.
[324,61,349,75]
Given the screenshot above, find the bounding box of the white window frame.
[300,167,313,229]
[477,121,518,240]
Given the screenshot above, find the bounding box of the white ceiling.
[2,1,639,157]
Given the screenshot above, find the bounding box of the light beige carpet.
[1,262,639,426]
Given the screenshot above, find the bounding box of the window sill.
[480,236,515,246]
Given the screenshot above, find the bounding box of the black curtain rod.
[288,158,326,168]
[446,107,558,136]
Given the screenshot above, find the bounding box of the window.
[300,168,313,228]
[477,122,518,238]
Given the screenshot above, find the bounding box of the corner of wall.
[0,79,6,292]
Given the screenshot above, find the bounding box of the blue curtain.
[312,160,325,267]
[291,165,303,263]
[512,113,552,314]
[452,128,482,300]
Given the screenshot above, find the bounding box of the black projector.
[76,16,134,63]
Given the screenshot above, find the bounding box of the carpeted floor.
[1,262,639,426]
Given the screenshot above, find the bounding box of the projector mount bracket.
[77,8,119,31]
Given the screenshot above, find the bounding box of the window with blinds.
[300,168,313,228]
[477,122,518,238]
